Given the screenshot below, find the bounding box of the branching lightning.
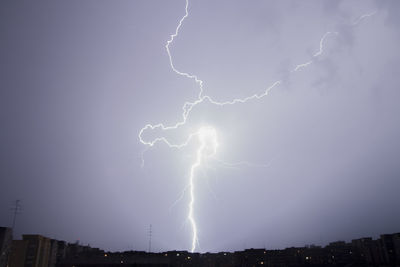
[292,31,338,72]
[352,11,377,26]
[138,0,376,252]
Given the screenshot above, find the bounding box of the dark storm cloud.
[1,0,399,252]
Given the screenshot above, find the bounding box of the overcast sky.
[1,0,400,253]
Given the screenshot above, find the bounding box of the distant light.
[260,261,264,265]
[224,253,227,256]
[104,254,108,257]
[306,256,309,260]
[187,256,191,260]
[177,253,180,256]
[120,260,123,263]
[165,253,168,256]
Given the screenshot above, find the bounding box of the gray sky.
[1,0,400,253]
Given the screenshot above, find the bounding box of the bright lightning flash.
[138,0,376,252]
[188,127,218,252]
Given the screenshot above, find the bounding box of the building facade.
[0,227,12,267]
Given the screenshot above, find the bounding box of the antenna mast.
[11,199,21,229]
[148,224,152,253]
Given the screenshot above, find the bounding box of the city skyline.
[2,226,400,266]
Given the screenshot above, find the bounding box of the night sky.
[1,0,400,253]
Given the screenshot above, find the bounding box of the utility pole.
[148,224,152,253]
[11,199,21,229]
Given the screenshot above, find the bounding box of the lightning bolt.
[187,127,217,252]
[138,0,377,252]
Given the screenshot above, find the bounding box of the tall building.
[380,233,400,265]
[393,233,400,265]
[8,240,28,267]
[56,241,67,263]
[48,239,58,267]
[8,235,51,267]
[23,235,51,267]
[0,227,12,267]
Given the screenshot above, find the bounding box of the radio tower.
[148,224,152,253]
[11,199,21,229]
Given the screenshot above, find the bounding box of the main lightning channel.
[188,127,217,252]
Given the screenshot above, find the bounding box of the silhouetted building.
[393,233,400,265]
[325,241,352,265]
[8,240,28,267]
[57,251,169,267]
[8,235,52,267]
[48,239,58,267]
[0,227,12,267]
[235,249,267,266]
[23,234,51,267]
[56,241,67,263]
[379,233,400,266]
